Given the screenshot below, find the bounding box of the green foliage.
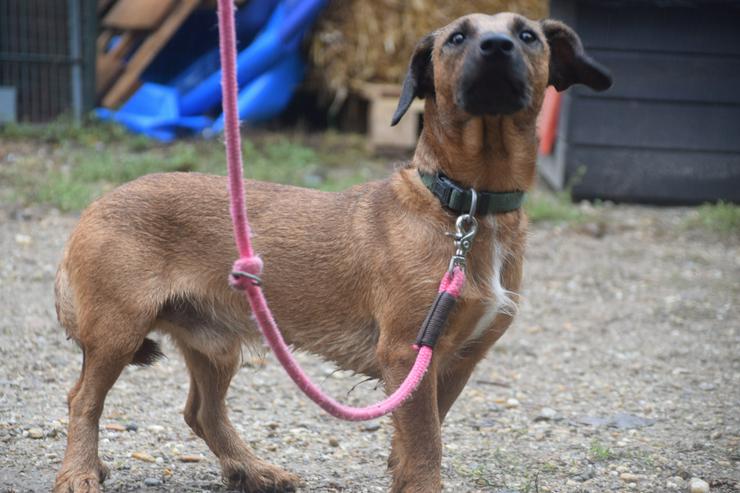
[455,462,497,488]
[525,189,586,224]
[689,201,740,235]
[588,439,614,462]
[521,471,541,493]
[1,121,386,212]
[1,117,133,146]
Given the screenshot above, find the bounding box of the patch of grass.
[455,463,498,488]
[32,143,201,211]
[540,461,558,473]
[1,117,134,146]
[1,121,388,212]
[588,439,614,462]
[35,178,96,213]
[688,201,740,236]
[628,449,655,467]
[525,188,586,223]
[521,471,541,493]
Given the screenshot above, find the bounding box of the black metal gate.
[0,0,96,123]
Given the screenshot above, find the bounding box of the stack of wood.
[95,0,247,109]
[96,0,200,108]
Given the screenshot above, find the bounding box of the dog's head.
[392,13,612,125]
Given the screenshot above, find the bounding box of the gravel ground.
[1,204,738,493]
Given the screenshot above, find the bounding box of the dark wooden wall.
[546,0,740,204]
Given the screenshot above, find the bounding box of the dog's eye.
[448,32,465,46]
[519,30,537,43]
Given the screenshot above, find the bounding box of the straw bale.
[308,0,547,98]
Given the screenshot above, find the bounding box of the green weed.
[688,201,740,236]
[456,463,497,488]
[1,116,132,145]
[525,188,586,224]
[1,121,387,212]
[588,439,614,462]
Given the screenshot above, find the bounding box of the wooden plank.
[360,83,407,100]
[362,83,424,150]
[96,30,114,53]
[103,0,175,30]
[96,54,124,98]
[576,4,740,56]
[567,146,740,204]
[105,32,138,60]
[97,0,116,16]
[573,50,740,105]
[101,0,199,108]
[568,98,740,153]
[368,97,424,150]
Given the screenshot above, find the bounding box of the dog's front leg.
[378,342,442,493]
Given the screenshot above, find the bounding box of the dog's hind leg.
[54,315,150,493]
[179,343,300,492]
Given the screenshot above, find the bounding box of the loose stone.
[620,473,641,482]
[143,477,161,487]
[505,398,520,408]
[146,425,165,434]
[688,478,710,493]
[132,451,156,463]
[179,454,204,463]
[534,407,558,421]
[27,428,44,439]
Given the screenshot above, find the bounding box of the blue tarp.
[97,0,326,141]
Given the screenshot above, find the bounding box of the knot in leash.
[230,256,263,289]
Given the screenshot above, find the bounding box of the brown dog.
[53,13,611,493]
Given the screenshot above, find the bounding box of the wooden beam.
[101,0,199,108]
[103,0,175,30]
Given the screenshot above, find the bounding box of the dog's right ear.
[391,34,435,126]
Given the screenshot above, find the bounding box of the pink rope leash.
[217,0,463,421]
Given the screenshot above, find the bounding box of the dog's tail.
[55,265,78,340]
[131,338,165,367]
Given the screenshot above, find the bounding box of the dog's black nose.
[480,34,514,58]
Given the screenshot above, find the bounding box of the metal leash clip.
[448,189,479,273]
[231,271,262,286]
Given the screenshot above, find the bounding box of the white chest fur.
[465,217,518,344]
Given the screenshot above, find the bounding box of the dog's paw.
[223,458,301,492]
[54,459,109,493]
[390,475,442,493]
[53,471,103,493]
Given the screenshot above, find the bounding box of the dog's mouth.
[456,55,532,116]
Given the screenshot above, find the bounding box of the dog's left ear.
[540,19,612,92]
[391,33,435,126]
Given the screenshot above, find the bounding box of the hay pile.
[308,0,547,99]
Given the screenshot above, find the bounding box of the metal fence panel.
[0,0,96,123]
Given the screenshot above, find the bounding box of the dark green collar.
[418,170,525,215]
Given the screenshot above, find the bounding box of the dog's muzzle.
[456,34,531,116]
